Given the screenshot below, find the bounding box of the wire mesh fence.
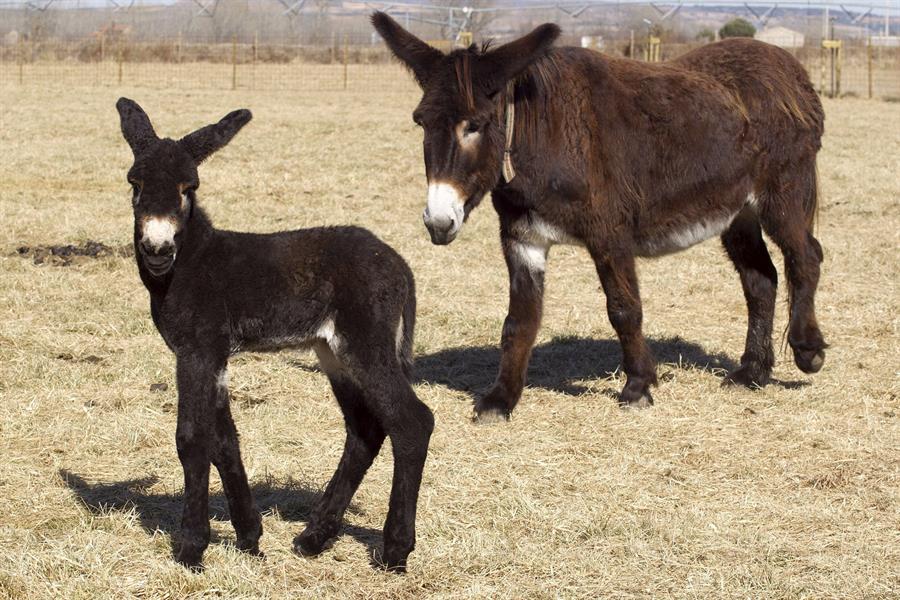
[0,1,897,98]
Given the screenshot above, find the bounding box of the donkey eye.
[464,120,481,135]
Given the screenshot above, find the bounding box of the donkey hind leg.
[293,344,386,558]
[720,209,778,388]
[350,349,434,572]
[594,251,657,408]
[210,369,263,556]
[477,235,547,420]
[760,165,827,374]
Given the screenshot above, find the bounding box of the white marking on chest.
[745,192,758,210]
[316,317,342,354]
[216,368,228,389]
[395,319,404,353]
[142,217,177,250]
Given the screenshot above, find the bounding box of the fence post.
[867,36,873,99]
[17,36,23,85]
[117,42,123,85]
[176,31,182,64]
[629,29,634,58]
[252,31,258,90]
[342,34,348,91]
[231,35,237,91]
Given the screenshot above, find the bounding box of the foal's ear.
[116,97,158,157]
[179,109,252,164]
[476,23,561,96]
[371,11,444,88]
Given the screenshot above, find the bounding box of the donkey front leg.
[593,251,658,407]
[173,353,220,569]
[476,234,547,420]
[210,368,263,556]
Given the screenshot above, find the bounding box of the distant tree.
[718,18,756,39]
[696,27,716,42]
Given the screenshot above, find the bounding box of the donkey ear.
[116,97,158,156]
[476,23,561,96]
[371,11,444,87]
[179,109,252,164]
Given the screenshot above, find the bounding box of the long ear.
[116,97,158,157]
[371,11,444,87]
[179,109,252,164]
[476,23,561,96]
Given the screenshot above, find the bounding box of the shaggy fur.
[373,13,828,420]
[116,98,433,571]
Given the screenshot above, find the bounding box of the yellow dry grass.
[0,80,898,599]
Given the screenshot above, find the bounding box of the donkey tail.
[398,274,417,381]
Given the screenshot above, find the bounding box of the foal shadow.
[58,469,382,563]
[414,335,741,398]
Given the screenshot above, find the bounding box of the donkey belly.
[633,195,756,258]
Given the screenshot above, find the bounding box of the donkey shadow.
[59,469,382,562]
[413,335,805,397]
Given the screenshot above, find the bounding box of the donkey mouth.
[143,254,175,276]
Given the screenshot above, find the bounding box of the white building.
[755,26,805,48]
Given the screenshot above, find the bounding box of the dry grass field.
[0,81,898,599]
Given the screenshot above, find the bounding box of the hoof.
[794,348,825,374]
[236,539,264,558]
[379,547,410,574]
[722,363,770,389]
[473,391,512,423]
[292,527,335,557]
[472,406,510,424]
[176,544,205,572]
[620,393,653,409]
[619,382,653,409]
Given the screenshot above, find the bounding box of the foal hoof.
[722,363,770,389]
[794,348,825,374]
[176,546,205,572]
[379,548,410,574]
[292,528,334,557]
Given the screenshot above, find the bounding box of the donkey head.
[116,98,251,277]
[372,12,559,244]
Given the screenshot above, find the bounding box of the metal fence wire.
[0,1,898,98]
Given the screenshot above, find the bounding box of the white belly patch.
[638,212,739,257]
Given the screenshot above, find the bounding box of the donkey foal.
[116,98,433,572]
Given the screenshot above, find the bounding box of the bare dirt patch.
[14,240,132,266]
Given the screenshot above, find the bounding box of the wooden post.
[231,35,237,91]
[867,37,873,99]
[117,42,123,85]
[629,29,634,58]
[17,37,23,85]
[252,31,258,91]
[176,31,182,64]
[342,34,348,91]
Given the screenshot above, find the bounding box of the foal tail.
[398,276,417,381]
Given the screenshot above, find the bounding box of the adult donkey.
[373,13,828,420]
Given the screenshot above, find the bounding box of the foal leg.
[353,358,433,572]
[477,232,547,420]
[293,345,385,557]
[174,352,218,569]
[592,251,657,407]
[209,367,262,556]
[720,209,778,387]
[761,166,828,374]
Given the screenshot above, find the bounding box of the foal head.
[372,12,559,244]
[116,98,251,277]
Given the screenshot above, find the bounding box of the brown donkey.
[373,13,828,420]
